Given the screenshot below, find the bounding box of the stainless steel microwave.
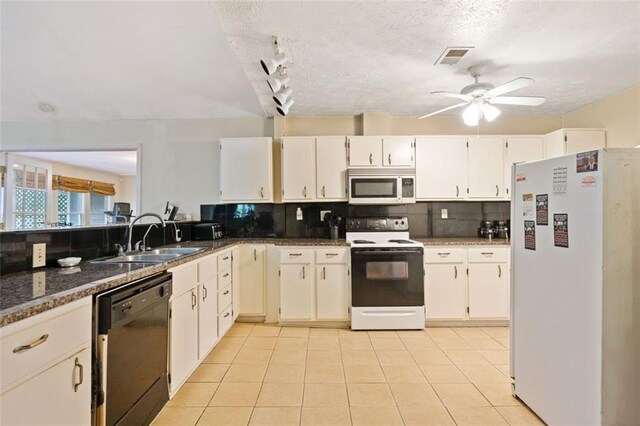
[348,168,416,204]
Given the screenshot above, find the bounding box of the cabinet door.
[348,136,382,167]
[316,136,347,200]
[425,263,466,319]
[468,136,505,198]
[198,279,218,359]
[169,288,199,392]
[282,137,316,201]
[468,263,509,318]
[565,130,606,154]
[382,136,415,167]
[0,348,90,426]
[504,136,543,197]
[220,137,273,202]
[415,137,468,199]
[280,264,313,320]
[316,264,349,320]
[239,244,266,315]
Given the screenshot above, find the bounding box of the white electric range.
[346,217,425,330]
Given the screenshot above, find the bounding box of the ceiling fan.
[419,65,547,125]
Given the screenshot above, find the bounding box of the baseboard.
[277,320,351,329]
[426,319,510,327]
[236,315,266,323]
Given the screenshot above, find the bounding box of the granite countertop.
[0,236,506,327]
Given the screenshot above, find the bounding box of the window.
[89,193,109,225]
[57,191,84,226]
[13,163,48,230]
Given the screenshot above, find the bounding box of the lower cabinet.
[198,278,218,359]
[315,264,349,320]
[468,248,509,319]
[425,263,466,320]
[280,263,314,320]
[169,286,199,393]
[0,348,91,425]
[239,244,266,316]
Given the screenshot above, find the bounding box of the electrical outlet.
[296,207,303,221]
[32,272,46,297]
[320,210,331,221]
[32,243,46,268]
[441,209,448,219]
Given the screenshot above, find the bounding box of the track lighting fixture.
[276,98,294,116]
[266,74,290,93]
[273,87,293,107]
[260,52,289,76]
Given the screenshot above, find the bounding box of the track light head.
[260,52,288,76]
[276,98,294,116]
[273,87,293,107]
[267,74,290,93]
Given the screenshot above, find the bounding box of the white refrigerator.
[510,148,639,425]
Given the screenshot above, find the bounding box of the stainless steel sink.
[92,247,204,264]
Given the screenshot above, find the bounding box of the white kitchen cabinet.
[239,244,266,316]
[280,264,314,320]
[424,248,467,320]
[220,137,273,203]
[315,264,349,320]
[169,287,199,393]
[468,248,509,319]
[0,348,91,426]
[543,128,606,159]
[348,136,382,167]
[316,136,347,200]
[382,136,415,167]
[282,137,316,201]
[415,136,468,200]
[231,247,240,320]
[198,277,218,359]
[504,136,544,198]
[468,136,505,199]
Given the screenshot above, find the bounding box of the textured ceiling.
[22,151,137,176]
[212,0,640,117]
[1,1,264,121]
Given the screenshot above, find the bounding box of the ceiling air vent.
[434,47,474,65]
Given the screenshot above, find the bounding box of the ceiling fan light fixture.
[463,103,483,126]
[482,103,501,122]
[273,87,293,106]
[260,52,288,76]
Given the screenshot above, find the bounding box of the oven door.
[351,248,424,307]
[349,176,401,204]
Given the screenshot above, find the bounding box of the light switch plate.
[441,209,448,219]
[32,243,46,268]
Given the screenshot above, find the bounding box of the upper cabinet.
[281,137,316,201]
[347,136,415,168]
[220,137,273,203]
[468,136,505,199]
[382,136,415,167]
[543,128,606,159]
[504,136,544,197]
[347,136,382,167]
[316,136,348,201]
[416,136,468,200]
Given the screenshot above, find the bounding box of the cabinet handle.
[203,285,208,301]
[223,273,230,277]
[456,185,459,197]
[322,186,326,197]
[454,265,458,279]
[302,266,305,279]
[289,253,302,257]
[191,291,197,309]
[498,265,502,278]
[481,252,494,256]
[224,312,230,318]
[303,186,307,197]
[437,252,450,256]
[73,357,84,392]
[322,266,326,280]
[260,187,264,198]
[388,153,391,164]
[325,253,339,257]
[496,185,499,196]
[369,153,373,164]
[223,256,229,260]
[13,334,49,354]
[223,290,230,295]
[253,249,257,261]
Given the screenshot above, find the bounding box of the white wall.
[1,117,273,219]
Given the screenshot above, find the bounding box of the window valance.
[52,175,116,196]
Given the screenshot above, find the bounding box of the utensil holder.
[329,226,339,240]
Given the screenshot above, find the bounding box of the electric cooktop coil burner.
[353,240,375,244]
[388,239,413,244]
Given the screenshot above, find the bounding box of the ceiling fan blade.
[485,77,535,97]
[489,96,547,106]
[431,91,473,102]
[418,102,468,119]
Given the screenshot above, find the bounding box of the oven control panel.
[346,217,409,232]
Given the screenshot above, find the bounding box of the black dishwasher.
[95,272,172,426]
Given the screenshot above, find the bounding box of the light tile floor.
[153,324,545,425]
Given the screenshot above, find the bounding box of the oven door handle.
[351,250,423,256]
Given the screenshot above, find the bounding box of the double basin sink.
[93,247,204,264]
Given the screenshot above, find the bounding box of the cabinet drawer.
[280,249,313,264]
[0,298,91,391]
[424,248,466,264]
[218,285,232,313]
[468,248,508,263]
[169,262,199,296]
[218,306,233,336]
[217,269,232,290]
[315,249,348,264]
[198,255,217,283]
[217,252,232,271]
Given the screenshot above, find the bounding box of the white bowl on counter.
[58,257,81,267]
